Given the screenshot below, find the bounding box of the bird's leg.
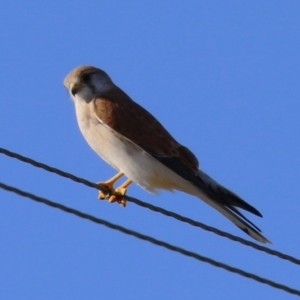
[97,171,124,200]
[108,179,133,207]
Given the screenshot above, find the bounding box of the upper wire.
[0,147,300,266]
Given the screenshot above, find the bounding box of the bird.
[63,65,269,244]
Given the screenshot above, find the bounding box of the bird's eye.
[81,73,91,83]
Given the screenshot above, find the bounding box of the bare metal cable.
[1,182,300,297]
[0,147,299,266]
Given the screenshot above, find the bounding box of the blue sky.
[0,1,300,299]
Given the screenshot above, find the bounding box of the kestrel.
[63,65,269,243]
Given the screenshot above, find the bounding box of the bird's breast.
[74,98,122,170]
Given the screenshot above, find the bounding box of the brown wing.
[93,86,199,174]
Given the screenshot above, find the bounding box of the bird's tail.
[195,170,270,243]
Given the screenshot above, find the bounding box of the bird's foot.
[96,171,124,202]
[97,180,131,208]
[96,182,127,207]
[107,186,127,207]
[97,182,115,200]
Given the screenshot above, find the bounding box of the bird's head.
[63,65,114,102]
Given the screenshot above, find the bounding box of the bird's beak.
[70,82,81,96]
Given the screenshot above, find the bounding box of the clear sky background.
[0,1,299,299]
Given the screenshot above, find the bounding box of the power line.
[1,181,300,297]
[0,147,300,266]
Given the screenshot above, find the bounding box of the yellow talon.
[96,173,132,207]
[97,171,124,199]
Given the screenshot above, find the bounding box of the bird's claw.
[97,182,113,200]
[97,182,127,207]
